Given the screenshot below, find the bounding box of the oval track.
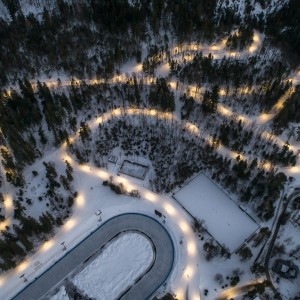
[12,213,174,300]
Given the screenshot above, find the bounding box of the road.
[12,213,174,300]
[264,189,300,298]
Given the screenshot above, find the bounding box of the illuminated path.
[12,214,174,300]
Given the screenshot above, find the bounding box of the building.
[272,259,299,279]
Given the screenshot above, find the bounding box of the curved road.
[12,213,174,300]
[264,189,300,298]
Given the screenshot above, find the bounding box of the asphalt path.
[12,213,174,300]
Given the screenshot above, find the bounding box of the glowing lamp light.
[5,194,13,210]
[76,194,85,208]
[79,165,92,173]
[0,276,7,287]
[288,166,300,174]
[0,219,11,231]
[219,89,226,96]
[64,218,77,232]
[144,191,157,202]
[187,241,197,256]
[16,260,30,273]
[183,264,195,279]
[253,33,260,43]
[41,240,55,252]
[179,221,189,233]
[163,203,177,216]
[175,288,184,300]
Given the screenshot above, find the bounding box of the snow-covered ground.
[174,173,259,253]
[50,286,69,300]
[71,233,153,299]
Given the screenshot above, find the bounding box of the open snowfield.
[71,232,153,299]
[174,173,259,253]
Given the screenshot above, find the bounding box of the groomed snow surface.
[57,233,154,300]
[174,173,259,253]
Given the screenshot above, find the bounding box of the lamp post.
[20,274,28,283]
[61,241,66,251]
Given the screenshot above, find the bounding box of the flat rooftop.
[174,173,259,253]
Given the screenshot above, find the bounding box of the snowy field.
[119,160,148,180]
[71,233,153,299]
[174,173,259,253]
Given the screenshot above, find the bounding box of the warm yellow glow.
[288,166,300,174]
[60,153,73,162]
[41,239,55,252]
[0,218,11,231]
[191,293,200,300]
[79,164,92,173]
[218,105,233,117]
[76,193,85,208]
[241,87,251,94]
[163,203,177,216]
[248,45,257,53]
[112,108,122,116]
[16,260,30,273]
[169,81,177,89]
[187,241,197,256]
[0,276,6,287]
[219,88,226,96]
[180,221,189,233]
[175,288,184,300]
[95,169,108,179]
[134,64,143,72]
[4,194,13,211]
[183,265,195,278]
[149,109,157,116]
[210,45,220,51]
[64,218,77,231]
[185,122,200,135]
[144,191,157,202]
[256,113,273,124]
[229,51,237,57]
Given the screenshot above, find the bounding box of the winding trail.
[12,213,174,300]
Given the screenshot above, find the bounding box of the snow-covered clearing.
[71,233,153,299]
[174,173,259,253]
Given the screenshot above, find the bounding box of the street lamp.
[20,274,28,283]
[61,241,66,251]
